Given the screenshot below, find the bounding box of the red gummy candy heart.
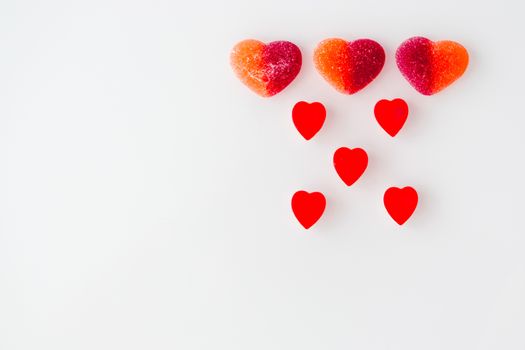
[291,191,326,229]
[333,147,368,186]
[396,37,469,95]
[383,186,418,225]
[314,38,385,94]
[230,39,302,97]
[292,101,326,140]
[374,98,409,137]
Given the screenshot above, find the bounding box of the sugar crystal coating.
[230,40,302,97]
[314,38,385,94]
[396,36,469,95]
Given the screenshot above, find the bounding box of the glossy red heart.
[374,98,409,137]
[383,186,418,225]
[292,101,326,140]
[291,191,326,229]
[333,147,368,186]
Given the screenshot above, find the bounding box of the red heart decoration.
[333,147,368,186]
[383,186,418,225]
[292,101,326,140]
[291,191,326,229]
[374,99,409,137]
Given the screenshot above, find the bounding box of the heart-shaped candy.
[374,98,409,137]
[230,39,302,97]
[333,147,368,186]
[314,38,385,94]
[383,186,418,225]
[292,101,326,140]
[396,37,469,95]
[292,191,326,229]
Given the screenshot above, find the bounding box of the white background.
[1,0,524,349]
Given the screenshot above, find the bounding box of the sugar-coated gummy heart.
[314,38,385,94]
[230,39,302,97]
[292,101,326,140]
[333,147,368,186]
[374,98,409,137]
[383,186,418,225]
[291,191,326,229]
[396,37,469,95]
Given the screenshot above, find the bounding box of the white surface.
[1,0,524,349]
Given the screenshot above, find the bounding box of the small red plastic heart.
[291,191,326,229]
[374,99,409,137]
[383,186,418,225]
[292,101,326,140]
[333,147,368,186]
